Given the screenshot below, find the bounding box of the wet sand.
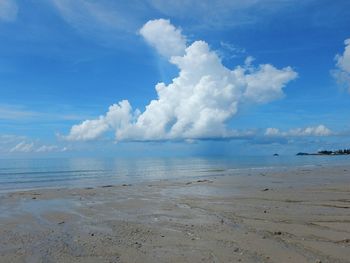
[0,165,349,263]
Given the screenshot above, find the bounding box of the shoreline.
[0,165,349,262]
[0,161,345,195]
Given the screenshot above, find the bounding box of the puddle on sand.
[0,198,79,220]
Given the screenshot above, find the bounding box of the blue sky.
[0,0,350,157]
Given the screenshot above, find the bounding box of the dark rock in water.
[196,179,213,183]
[335,238,350,243]
[296,152,309,156]
[262,188,269,192]
[101,185,113,188]
[273,153,279,156]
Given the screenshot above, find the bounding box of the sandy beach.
[0,165,349,263]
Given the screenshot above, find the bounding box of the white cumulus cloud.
[332,38,350,91]
[0,0,18,22]
[139,19,187,58]
[66,19,297,142]
[66,100,134,141]
[265,125,332,137]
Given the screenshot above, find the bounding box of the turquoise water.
[0,156,349,192]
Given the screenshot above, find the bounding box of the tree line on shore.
[297,149,350,155]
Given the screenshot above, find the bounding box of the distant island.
[297,149,350,156]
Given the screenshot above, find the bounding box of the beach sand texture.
[0,165,349,263]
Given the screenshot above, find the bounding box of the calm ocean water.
[0,155,349,192]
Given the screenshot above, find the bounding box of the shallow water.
[0,155,349,192]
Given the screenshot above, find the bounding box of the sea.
[0,155,349,192]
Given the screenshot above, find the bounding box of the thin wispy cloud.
[50,0,145,37]
[9,141,34,153]
[219,41,246,59]
[9,142,68,153]
[0,105,38,120]
[35,144,68,153]
[0,134,26,145]
[48,0,322,38]
[0,0,18,22]
[0,104,94,121]
[265,125,333,137]
[65,19,297,142]
[3,136,69,154]
[148,0,317,29]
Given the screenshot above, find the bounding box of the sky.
[0,0,350,158]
